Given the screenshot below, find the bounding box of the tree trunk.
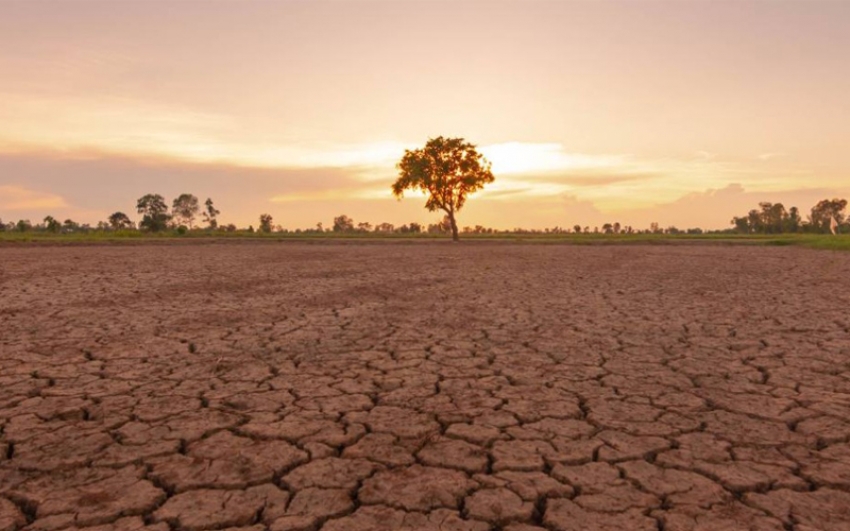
[449,211,459,241]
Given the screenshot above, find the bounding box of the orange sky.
[1,0,848,230]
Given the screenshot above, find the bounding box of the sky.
[1,0,848,230]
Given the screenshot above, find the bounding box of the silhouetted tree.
[439,214,452,233]
[573,225,582,234]
[108,212,133,230]
[786,206,802,233]
[16,219,31,232]
[732,202,806,234]
[398,222,424,234]
[809,198,847,233]
[746,209,762,233]
[172,193,200,228]
[756,202,787,234]
[333,214,355,232]
[392,136,494,241]
[202,198,220,229]
[43,215,60,233]
[137,194,171,232]
[357,222,372,232]
[259,213,274,233]
[427,220,447,234]
[731,216,750,234]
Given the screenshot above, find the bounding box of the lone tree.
[333,214,355,232]
[108,212,133,230]
[43,215,61,233]
[202,198,220,229]
[259,213,274,233]
[136,194,171,232]
[392,136,494,241]
[172,193,200,228]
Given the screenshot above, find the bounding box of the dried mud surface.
[2,242,850,531]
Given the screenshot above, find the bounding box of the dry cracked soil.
[2,241,850,531]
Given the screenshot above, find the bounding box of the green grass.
[1,229,849,250]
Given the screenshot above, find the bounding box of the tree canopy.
[333,214,355,232]
[731,198,846,234]
[392,136,494,241]
[202,198,220,229]
[43,216,60,233]
[259,213,274,233]
[136,194,171,232]
[172,193,200,228]
[810,198,847,232]
[108,212,133,230]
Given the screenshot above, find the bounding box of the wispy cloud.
[0,91,829,228]
[0,185,68,211]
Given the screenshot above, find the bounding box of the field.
[2,241,850,531]
[2,230,850,252]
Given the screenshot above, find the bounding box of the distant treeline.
[730,199,847,234]
[1,193,848,236]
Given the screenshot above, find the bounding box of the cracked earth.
[2,242,850,531]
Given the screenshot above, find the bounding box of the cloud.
[0,185,68,211]
[479,142,626,175]
[521,171,657,188]
[758,152,783,161]
[611,183,850,230]
[0,151,374,226]
[1,146,844,231]
[474,147,804,209]
[0,91,812,214]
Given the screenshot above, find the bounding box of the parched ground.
[2,241,850,531]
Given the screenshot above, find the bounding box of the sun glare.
[480,142,625,176]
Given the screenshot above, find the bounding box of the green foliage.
[172,193,200,228]
[732,198,847,234]
[202,198,220,229]
[333,214,355,232]
[258,214,273,233]
[136,194,171,232]
[43,215,61,233]
[108,212,133,230]
[2,226,850,254]
[393,136,494,240]
[809,198,847,233]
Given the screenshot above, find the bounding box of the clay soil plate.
[2,242,850,531]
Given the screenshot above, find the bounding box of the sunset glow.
[1,1,848,229]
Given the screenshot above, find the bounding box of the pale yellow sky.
[1,0,848,229]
